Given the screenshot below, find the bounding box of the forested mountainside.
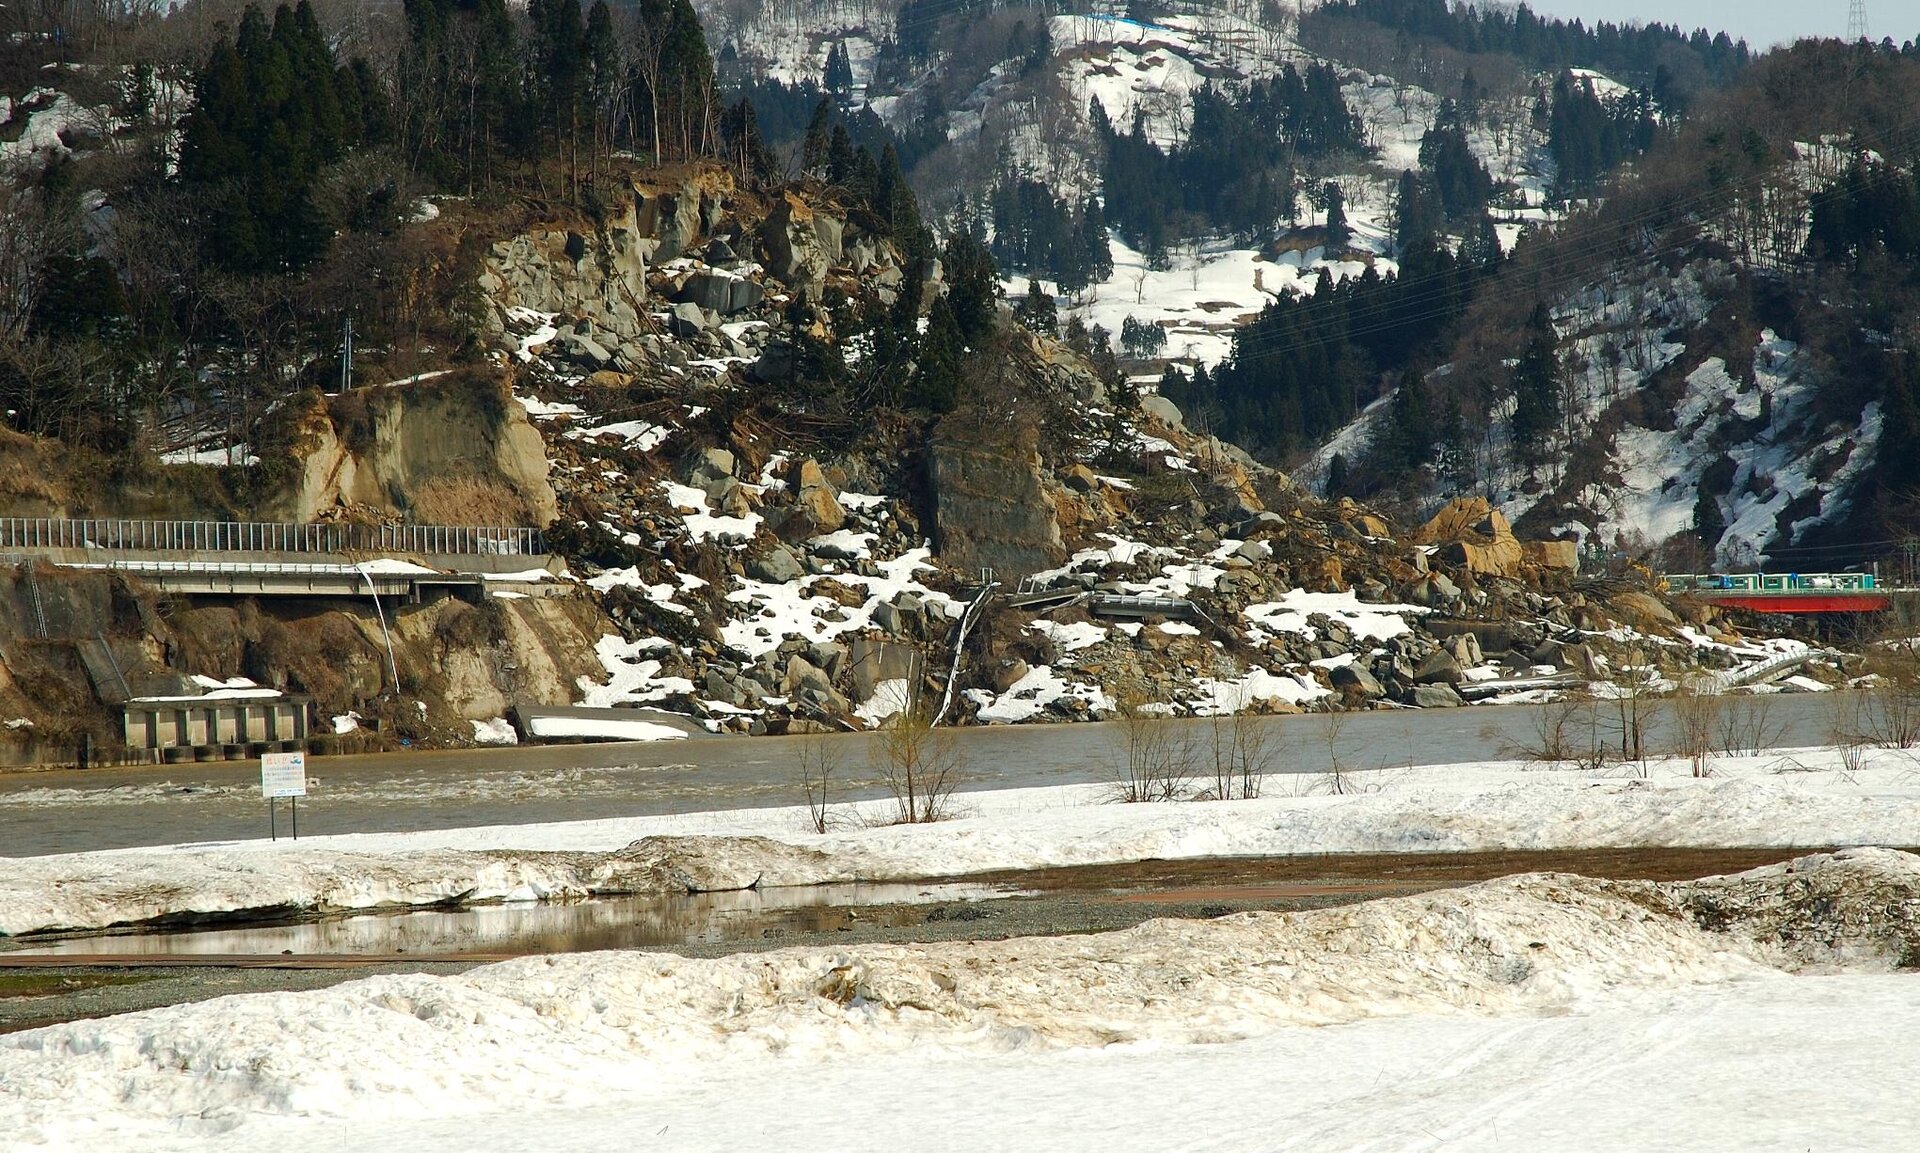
[695,0,1920,570]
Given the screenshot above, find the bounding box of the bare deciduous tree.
[874,700,963,824]
[1612,640,1657,774]
[1858,632,1920,749]
[1315,703,1359,795]
[1111,688,1194,802]
[1202,677,1276,800]
[1671,676,1725,778]
[797,733,841,834]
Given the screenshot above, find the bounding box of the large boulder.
[669,301,718,338]
[746,545,803,584]
[760,191,837,299]
[770,457,846,542]
[928,414,1065,580]
[1140,393,1184,428]
[1330,662,1384,699]
[1611,590,1679,627]
[678,270,764,316]
[1414,648,1463,685]
[1412,683,1463,708]
[681,447,735,488]
[1407,571,1461,607]
[1525,539,1581,571]
[558,330,612,368]
[783,655,849,716]
[1418,496,1526,578]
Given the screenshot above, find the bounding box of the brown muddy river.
[0,694,1849,856]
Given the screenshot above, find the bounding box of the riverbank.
[0,846,1837,1034]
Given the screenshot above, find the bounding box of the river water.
[0,694,1848,857]
[5,880,1020,957]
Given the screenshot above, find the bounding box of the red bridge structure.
[1663,572,1894,614]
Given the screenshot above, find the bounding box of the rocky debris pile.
[1676,847,1920,969]
[479,172,1818,740]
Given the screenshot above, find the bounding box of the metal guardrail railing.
[0,518,544,557]
[78,560,438,578]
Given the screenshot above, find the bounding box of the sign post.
[261,751,307,841]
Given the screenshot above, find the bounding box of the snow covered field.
[4,745,1917,1150]
[3,848,1917,1151]
[4,748,1918,936]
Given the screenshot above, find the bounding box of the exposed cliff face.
[167,592,608,730]
[929,414,1065,581]
[267,368,558,528]
[0,557,612,764]
[476,166,740,350]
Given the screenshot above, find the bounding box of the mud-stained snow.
[0,837,848,937]
[2,850,1916,1150]
[6,749,1920,936]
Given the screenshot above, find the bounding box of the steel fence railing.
[0,518,545,556]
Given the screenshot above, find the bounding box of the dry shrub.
[798,733,843,834]
[1671,677,1725,777]
[1110,690,1194,802]
[874,703,963,823]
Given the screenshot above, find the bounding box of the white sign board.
[261,751,307,799]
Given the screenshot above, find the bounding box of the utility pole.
[1849,0,1870,41]
[340,314,355,392]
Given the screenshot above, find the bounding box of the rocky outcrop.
[479,167,741,347]
[632,167,734,262]
[1416,496,1527,578]
[395,594,609,722]
[267,369,558,528]
[929,415,1065,580]
[480,223,649,344]
[759,190,841,299]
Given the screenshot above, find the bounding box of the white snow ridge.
[3,850,1918,1151]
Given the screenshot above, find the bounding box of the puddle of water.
[10,882,1019,958]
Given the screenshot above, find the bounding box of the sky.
[1513,1,1895,50]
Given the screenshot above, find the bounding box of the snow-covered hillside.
[1307,239,1891,565]
[706,0,1564,368]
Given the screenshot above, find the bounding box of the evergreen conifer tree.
[178,2,380,271]
[1323,182,1350,248]
[801,97,833,176]
[942,230,999,344]
[826,124,855,186]
[1509,301,1561,470]
[824,42,854,99]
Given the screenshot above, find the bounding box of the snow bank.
[0,837,846,937]
[6,751,1920,936]
[522,716,687,743]
[3,851,1915,1149]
